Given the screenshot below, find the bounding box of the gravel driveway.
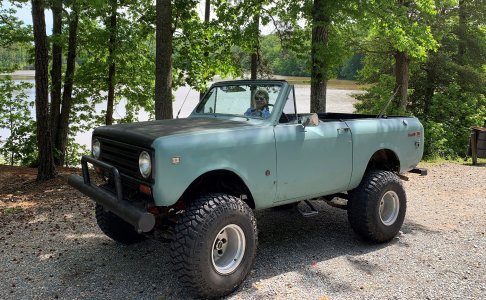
[1,162,485,299]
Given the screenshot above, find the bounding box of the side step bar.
[298,200,319,217]
[409,168,428,176]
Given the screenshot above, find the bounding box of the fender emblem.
[172,157,181,165]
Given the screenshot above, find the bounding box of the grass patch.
[2,206,24,214]
[420,157,486,167]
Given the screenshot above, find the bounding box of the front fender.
[150,126,277,208]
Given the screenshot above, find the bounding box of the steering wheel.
[279,112,290,123]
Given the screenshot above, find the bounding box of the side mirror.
[301,113,320,129]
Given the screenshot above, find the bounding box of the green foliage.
[0,5,32,70]
[356,0,486,159]
[354,74,409,116]
[0,77,37,166]
[74,1,156,124]
[0,5,32,47]
[259,34,310,76]
[64,136,90,167]
[0,43,32,69]
[1,0,484,167]
[172,1,241,91]
[421,84,486,159]
[359,0,438,60]
[337,54,364,80]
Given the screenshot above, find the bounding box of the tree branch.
[0,14,18,31]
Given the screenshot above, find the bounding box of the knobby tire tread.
[348,170,406,243]
[95,204,145,245]
[170,193,258,298]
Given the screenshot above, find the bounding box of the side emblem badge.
[172,157,181,165]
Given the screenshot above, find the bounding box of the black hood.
[93,117,252,148]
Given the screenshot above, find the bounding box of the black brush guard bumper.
[68,155,155,233]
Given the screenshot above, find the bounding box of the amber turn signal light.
[139,184,152,196]
[95,166,103,175]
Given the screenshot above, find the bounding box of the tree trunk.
[250,13,259,80]
[31,0,56,180]
[199,0,211,101]
[204,0,210,23]
[105,0,117,125]
[250,53,258,80]
[155,0,173,120]
[57,7,79,166]
[8,106,13,165]
[423,60,435,116]
[457,0,466,65]
[49,0,62,156]
[310,0,329,113]
[394,50,409,109]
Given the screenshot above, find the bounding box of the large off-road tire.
[170,193,258,298]
[347,170,406,243]
[95,204,146,245]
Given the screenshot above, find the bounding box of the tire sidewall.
[348,171,407,242]
[369,178,406,239]
[172,194,258,298]
[198,207,257,293]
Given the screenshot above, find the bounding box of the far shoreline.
[1,70,367,90]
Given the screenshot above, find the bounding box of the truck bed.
[317,112,409,122]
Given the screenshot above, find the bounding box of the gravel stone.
[0,162,484,299]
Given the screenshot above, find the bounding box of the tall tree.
[74,0,156,125]
[31,0,56,180]
[200,0,210,100]
[358,0,437,110]
[310,0,329,113]
[394,50,409,108]
[49,0,63,151]
[250,12,260,80]
[105,0,117,125]
[155,0,173,119]
[56,4,80,165]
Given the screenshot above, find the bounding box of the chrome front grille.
[98,137,147,180]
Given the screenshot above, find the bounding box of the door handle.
[337,128,350,134]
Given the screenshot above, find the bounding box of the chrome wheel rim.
[379,191,400,226]
[211,224,246,275]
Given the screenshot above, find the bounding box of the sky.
[2,1,53,33]
[3,1,216,35]
[2,1,274,36]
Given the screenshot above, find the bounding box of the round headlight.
[139,151,152,178]
[92,138,101,159]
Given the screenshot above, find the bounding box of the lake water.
[0,79,361,148]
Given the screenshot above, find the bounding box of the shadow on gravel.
[238,202,387,296]
[55,237,182,299]
[401,220,440,235]
[53,200,427,299]
[468,163,486,168]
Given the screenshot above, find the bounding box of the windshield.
[194,84,282,119]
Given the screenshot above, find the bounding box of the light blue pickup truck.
[69,80,425,298]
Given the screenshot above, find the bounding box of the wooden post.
[471,129,477,165]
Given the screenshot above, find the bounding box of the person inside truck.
[244,89,271,118]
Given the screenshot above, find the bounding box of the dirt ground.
[0,162,485,299]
